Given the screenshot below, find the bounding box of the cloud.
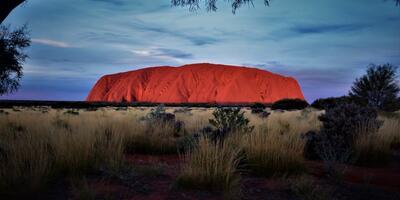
[132,48,193,61]
[31,38,72,48]
[290,23,367,35]
[127,20,221,46]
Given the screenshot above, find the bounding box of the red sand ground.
[82,154,400,200]
[86,63,305,103]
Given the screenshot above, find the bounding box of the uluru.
[86,63,305,104]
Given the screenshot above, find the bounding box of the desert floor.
[0,106,399,200]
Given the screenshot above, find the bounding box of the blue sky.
[1,0,399,102]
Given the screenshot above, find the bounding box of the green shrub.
[304,102,383,170]
[208,107,254,141]
[271,99,309,110]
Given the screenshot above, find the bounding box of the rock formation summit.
[86,63,305,104]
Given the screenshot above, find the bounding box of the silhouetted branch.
[0,0,26,24]
[171,0,270,14]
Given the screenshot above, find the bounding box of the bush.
[146,104,185,136]
[271,99,309,110]
[311,96,351,110]
[304,102,382,165]
[250,103,266,113]
[208,107,254,141]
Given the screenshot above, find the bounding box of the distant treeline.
[0,100,273,109]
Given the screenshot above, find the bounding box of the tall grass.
[242,128,305,176]
[353,118,399,165]
[0,107,398,196]
[0,111,128,194]
[176,137,241,194]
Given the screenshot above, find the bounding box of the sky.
[1,0,399,102]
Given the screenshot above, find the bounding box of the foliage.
[311,96,351,110]
[146,104,184,135]
[350,64,400,112]
[271,98,309,110]
[250,102,266,113]
[208,107,254,141]
[0,25,30,95]
[304,102,382,167]
[171,0,271,14]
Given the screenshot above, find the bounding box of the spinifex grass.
[176,137,241,194]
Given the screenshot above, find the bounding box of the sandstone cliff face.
[86,63,305,104]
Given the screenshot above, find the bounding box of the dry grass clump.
[241,128,305,176]
[176,137,241,194]
[239,110,320,176]
[353,118,400,165]
[124,120,180,154]
[378,117,400,148]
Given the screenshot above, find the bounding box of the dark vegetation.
[271,98,309,110]
[350,64,400,112]
[0,100,268,109]
[0,25,30,95]
[311,96,352,110]
[312,64,400,112]
[207,107,254,141]
[304,103,381,161]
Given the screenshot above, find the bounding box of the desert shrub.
[259,111,271,118]
[147,104,174,122]
[311,96,351,110]
[350,64,400,112]
[146,104,184,134]
[207,107,254,141]
[250,103,266,113]
[271,99,309,110]
[241,129,305,177]
[176,137,241,195]
[304,102,383,170]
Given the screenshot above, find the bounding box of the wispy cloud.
[290,23,367,35]
[32,38,72,48]
[132,47,193,62]
[127,20,221,46]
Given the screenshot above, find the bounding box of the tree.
[349,64,400,111]
[0,0,26,24]
[0,25,30,95]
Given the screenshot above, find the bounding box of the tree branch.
[0,0,26,24]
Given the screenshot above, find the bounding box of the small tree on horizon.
[349,64,400,111]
